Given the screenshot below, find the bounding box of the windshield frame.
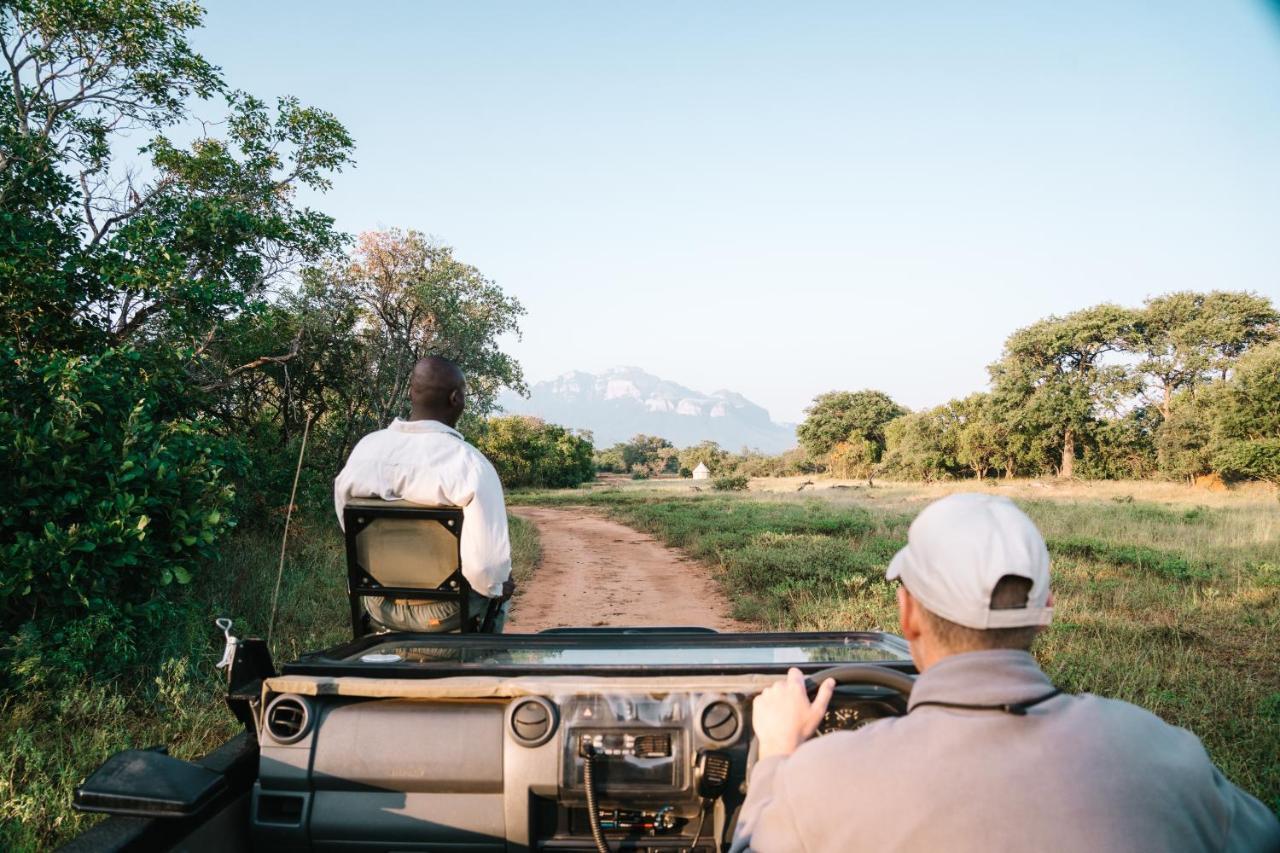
[285,629,915,679]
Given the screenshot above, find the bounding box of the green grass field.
[4,481,1276,849]
[0,515,541,851]
[511,480,1280,810]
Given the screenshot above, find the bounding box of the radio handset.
[693,750,732,843]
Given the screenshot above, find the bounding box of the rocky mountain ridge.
[498,367,797,452]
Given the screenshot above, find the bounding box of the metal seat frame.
[342,501,476,637]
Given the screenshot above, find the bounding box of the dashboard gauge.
[817,700,901,734]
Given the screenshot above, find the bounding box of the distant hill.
[497,367,797,453]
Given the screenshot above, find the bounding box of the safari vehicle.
[64,502,918,853]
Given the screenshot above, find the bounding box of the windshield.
[288,631,911,677]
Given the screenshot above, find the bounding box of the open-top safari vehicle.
[63,502,918,853]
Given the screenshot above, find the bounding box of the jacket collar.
[388,418,464,440]
[907,649,1053,712]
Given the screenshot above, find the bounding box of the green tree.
[882,407,962,481]
[594,445,627,473]
[329,229,525,425]
[474,416,594,489]
[1211,342,1280,494]
[990,305,1139,478]
[1156,389,1220,483]
[797,390,906,462]
[954,393,1010,480]
[1134,291,1277,419]
[678,441,730,476]
[828,438,879,484]
[0,0,354,676]
[620,434,676,475]
[1078,409,1158,481]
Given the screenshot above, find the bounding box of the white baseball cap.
[886,493,1053,630]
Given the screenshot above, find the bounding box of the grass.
[0,513,540,851]
[6,476,1276,845]
[510,480,1280,811]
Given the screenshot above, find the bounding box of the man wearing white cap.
[732,493,1279,852]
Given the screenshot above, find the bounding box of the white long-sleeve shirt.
[334,418,512,597]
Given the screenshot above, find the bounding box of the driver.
[732,493,1280,852]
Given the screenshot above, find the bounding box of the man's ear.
[897,585,922,643]
[450,388,464,410]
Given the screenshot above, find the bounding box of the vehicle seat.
[342,498,482,636]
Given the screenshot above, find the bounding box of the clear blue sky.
[190,1,1280,423]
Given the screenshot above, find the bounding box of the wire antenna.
[267,412,313,650]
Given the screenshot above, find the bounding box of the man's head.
[886,493,1053,670]
[408,356,466,427]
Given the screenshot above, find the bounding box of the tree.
[1078,409,1158,481]
[0,0,355,677]
[881,407,962,481]
[990,305,1139,478]
[1156,389,1220,484]
[1211,342,1280,494]
[333,229,525,425]
[619,434,676,475]
[678,441,730,476]
[954,393,1009,480]
[1133,291,1277,419]
[828,438,879,484]
[474,416,594,489]
[797,390,906,462]
[594,445,627,473]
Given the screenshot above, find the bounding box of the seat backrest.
[346,499,461,589]
[342,498,470,636]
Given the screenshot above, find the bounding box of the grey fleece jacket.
[732,650,1279,853]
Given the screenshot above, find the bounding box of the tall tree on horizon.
[990,304,1139,478]
[797,389,906,462]
[1132,290,1278,419]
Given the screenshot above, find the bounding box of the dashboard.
[247,631,913,850]
[251,679,908,852]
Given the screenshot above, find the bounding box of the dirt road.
[506,507,747,632]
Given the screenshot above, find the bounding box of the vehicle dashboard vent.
[510,697,557,747]
[700,700,741,742]
[264,694,311,744]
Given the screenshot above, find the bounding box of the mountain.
[498,367,797,452]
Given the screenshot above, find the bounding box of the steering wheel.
[803,663,916,699]
[743,665,914,785]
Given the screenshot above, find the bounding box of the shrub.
[0,345,242,684]
[712,474,750,491]
[1213,439,1280,494]
[474,416,594,488]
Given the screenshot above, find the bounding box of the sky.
[189,1,1280,424]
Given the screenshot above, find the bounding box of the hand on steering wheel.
[751,668,837,760]
[749,664,915,763]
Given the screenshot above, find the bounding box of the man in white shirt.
[334,356,514,632]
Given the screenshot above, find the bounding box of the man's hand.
[752,668,836,760]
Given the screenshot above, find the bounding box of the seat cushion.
[364,596,461,633]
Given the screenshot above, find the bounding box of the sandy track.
[506,507,747,632]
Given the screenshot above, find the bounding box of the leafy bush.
[1214,439,1280,493]
[0,345,242,683]
[475,416,595,488]
[712,474,750,491]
